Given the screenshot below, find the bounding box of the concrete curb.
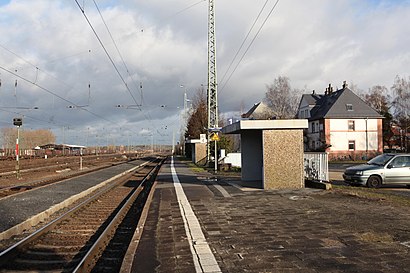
[305,180,332,190]
[0,161,149,240]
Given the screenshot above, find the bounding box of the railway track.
[0,162,122,198]
[0,157,164,272]
[0,154,124,173]
[0,156,138,198]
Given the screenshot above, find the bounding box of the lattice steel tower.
[207,0,218,161]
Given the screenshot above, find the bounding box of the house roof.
[38,143,87,150]
[306,87,382,120]
[241,102,261,118]
[301,93,323,106]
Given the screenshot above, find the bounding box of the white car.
[343,153,410,188]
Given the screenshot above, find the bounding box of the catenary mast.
[207,0,218,164]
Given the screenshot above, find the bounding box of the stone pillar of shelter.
[262,129,304,189]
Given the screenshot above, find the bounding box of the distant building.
[241,101,273,120]
[185,134,207,164]
[297,82,383,160]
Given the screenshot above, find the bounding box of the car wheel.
[367,175,382,188]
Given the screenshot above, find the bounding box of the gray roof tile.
[307,87,382,120]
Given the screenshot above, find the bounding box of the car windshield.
[367,154,395,166]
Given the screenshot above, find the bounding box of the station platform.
[130,156,410,273]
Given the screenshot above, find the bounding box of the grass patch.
[187,162,206,173]
[358,232,394,243]
[329,160,367,164]
[332,185,410,207]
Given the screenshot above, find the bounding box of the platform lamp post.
[13,117,23,179]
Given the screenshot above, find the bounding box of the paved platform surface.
[132,157,410,273]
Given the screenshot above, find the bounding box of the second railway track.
[0,156,164,273]
[0,154,140,198]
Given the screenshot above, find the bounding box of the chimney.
[342,80,348,89]
[328,83,333,94]
[312,90,315,95]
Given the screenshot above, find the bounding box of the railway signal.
[13,117,22,179]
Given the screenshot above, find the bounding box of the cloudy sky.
[0,0,409,146]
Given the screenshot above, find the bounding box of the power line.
[92,0,141,100]
[0,107,70,128]
[220,0,280,92]
[89,0,181,131]
[171,0,207,18]
[141,0,206,32]
[0,65,115,125]
[219,0,270,85]
[74,0,141,109]
[0,66,149,142]
[0,42,92,102]
[90,0,205,127]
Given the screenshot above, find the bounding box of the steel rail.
[0,158,139,198]
[72,157,163,273]
[0,158,158,267]
[0,153,135,177]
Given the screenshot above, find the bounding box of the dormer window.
[346,104,353,111]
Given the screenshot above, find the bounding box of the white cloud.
[0,0,409,145]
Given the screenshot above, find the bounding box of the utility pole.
[181,84,188,157]
[207,0,218,172]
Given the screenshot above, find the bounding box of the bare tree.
[1,128,15,148]
[391,75,410,151]
[1,128,56,149]
[391,75,410,120]
[349,81,366,100]
[365,85,391,114]
[263,76,300,119]
[365,85,393,148]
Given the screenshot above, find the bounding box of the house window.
[348,120,355,131]
[312,122,316,133]
[348,140,355,150]
[346,104,353,111]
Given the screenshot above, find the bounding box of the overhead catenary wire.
[0,47,165,144]
[0,65,115,125]
[141,0,207,33]
[0,66,148,142]
[90,0,155,125]
[74,0,142,110]
[0,42,92,104]
[1,1,206,145]
[92,0,141,100]
[220,0,280,92]
[219,0,270,85]
[89,0,188,130]
[0,107,70,128]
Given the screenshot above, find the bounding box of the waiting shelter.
[222,120,308,189]
[185,134,207,164]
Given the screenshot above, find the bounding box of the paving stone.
[132,158,410,273]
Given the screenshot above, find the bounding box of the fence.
[304,152,329,182]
